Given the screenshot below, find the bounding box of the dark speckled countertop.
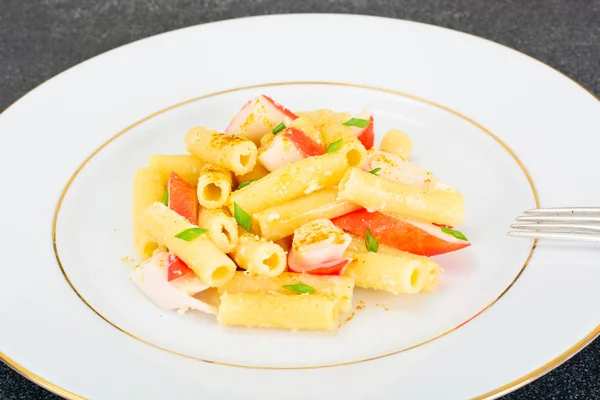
[1,0,599,398]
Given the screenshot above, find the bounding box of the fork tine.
[507,230,600,242]
[510,223,600,232]
[515,215,600,223]
[524,207,600,215]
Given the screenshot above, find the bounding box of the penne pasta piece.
[344,234,407,257]
[148,154,204,186]
[422,262,442,292]
[184,126,257,175]
[218,292,340,330]
[379,129,413,159]
[229,141,367,215]
[198,208,238,253]
[196,164,233,209]
[142,202,236,287]
[133,167,164,260]
[218,271,355,313]
[255,187,361,241]
[345,251,437,294]
[338,168,464,227]
[296,109,353,145]
[235,162,269,185]
[231,232,287,277]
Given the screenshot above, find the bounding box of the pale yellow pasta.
[345,234,408,258]
[422,262,442,292]
[235,162,269,185]
[229,142,367,215]
[338,167,464,227]
[218,271,355,313]
[218,292,339,330]
[142,202,236,287]
[231,232,287,277]
[296,109,353,145]
[133,168,164,260]
[198,208,238,253]
[255,187,361,241]
[148,154,204,186]
[288,116,324,145]
[345,251,437,294]
[380,129,413,159]
[184,126,257,175]
[196,164,233,209]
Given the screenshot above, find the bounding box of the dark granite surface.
[1,0,599,398]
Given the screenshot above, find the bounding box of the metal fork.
[509,207,600,242]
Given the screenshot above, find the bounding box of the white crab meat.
[130,252,216,315]
[288,219,352,273]
[365,150,453,190]
[225,95,298,145]
[258,127,325,172]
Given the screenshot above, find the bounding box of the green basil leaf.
[342,118,371,128]
[162,188,169,206]
[326,139,343,153]
[440,226,469,241]
[282,283,316,294]
[234,202,252,232]
[238,178,260,190]
[272,122,286,135]
[365,229,379,252]
[368,167,382,176]
[175,227,209,241]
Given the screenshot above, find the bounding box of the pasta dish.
[131,95,470,330]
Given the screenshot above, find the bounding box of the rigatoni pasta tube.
[198,208,238,253]
[148,154,204,186]
[229,142,367,215]
[218,292,339,330]
[231,232,287,277]
[255,187,361,241]
[196,164,233,209]
[142,202,236,287]
[133,168,164,260]
[184,126,257,175]
[338,168,464,227]
[345,251,437,294]
[380,129,413,159]
[218,271,355,313]
[422,262,442,292]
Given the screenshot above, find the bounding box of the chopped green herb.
[342,118,372,128]
[272,122,286,135]
[365,229,379,252]
[282,283,316,294]
[368,167,382,176]
[238,178,260,189]
[326,139,343,153]
[234,202,252,232]
[175,227,209,241]
[162,188,169,206]
[440,226,469,241]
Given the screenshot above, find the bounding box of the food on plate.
[131,95,470,330]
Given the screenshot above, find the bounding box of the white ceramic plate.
[0,14,598,399]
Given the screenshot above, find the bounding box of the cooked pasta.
[198,208,238,253]
[255,187,361,241]
[229,142,367,215]
[218,271,355,313]
[142,202,236,287]
[338,167,465,227]
[380,129,413,159]
[148,154,204,186]
[196,164,233,209]
[130,98,471,331]
[133,167,164,260]
[345,251,437,294]
[184,126,257,175]
[218,292,340,330]
[231,232,287,277]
